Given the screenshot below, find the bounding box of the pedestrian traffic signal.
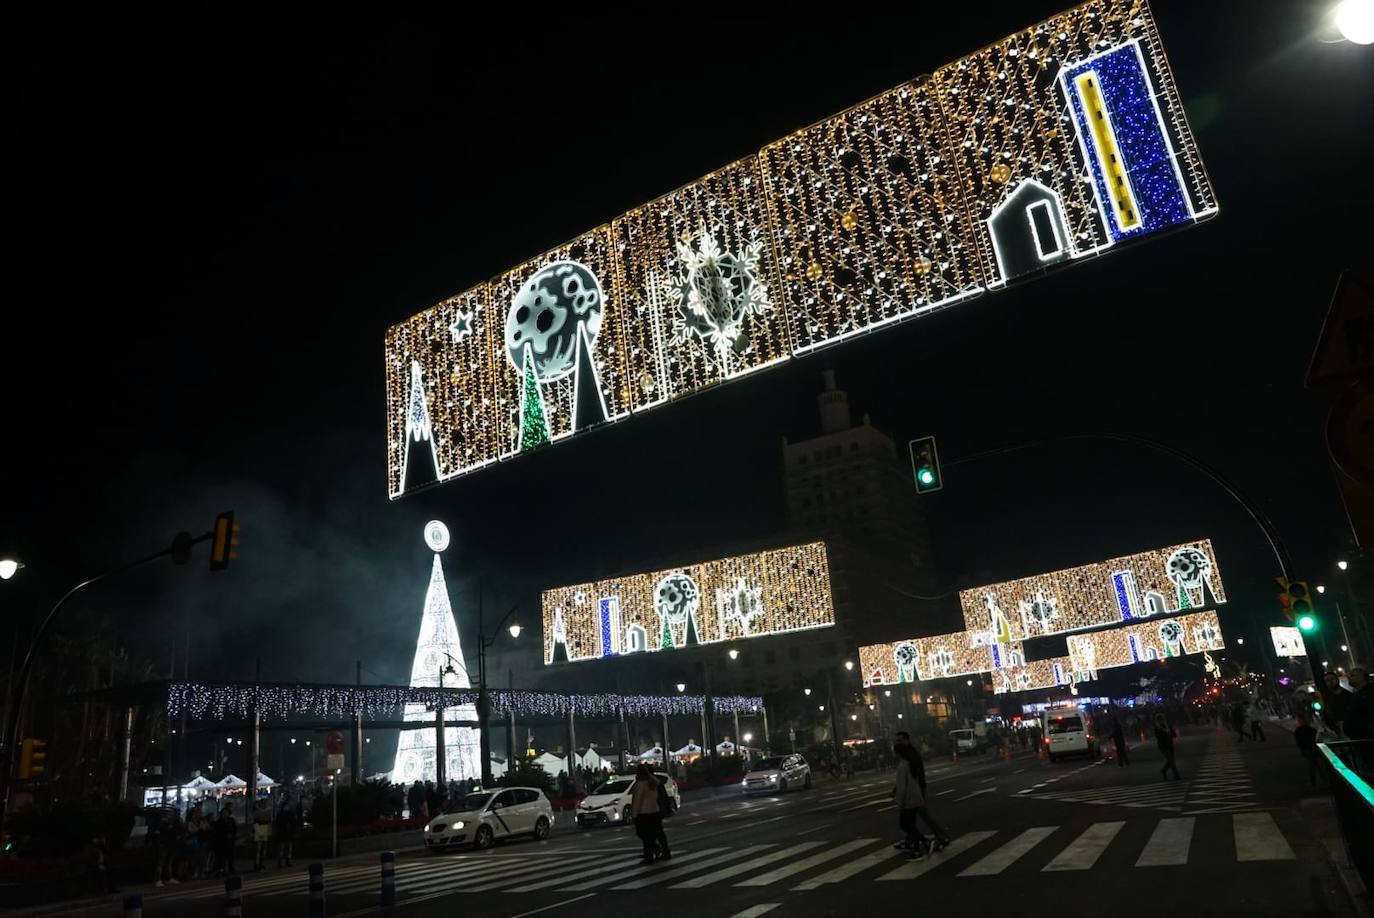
[17,738,46,779]
[209,511,239,572]
[909,436,943,494]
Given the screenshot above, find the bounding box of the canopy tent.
[636,746,664,762]
[671,742,702,758]
[532,752,569,776]
[715,740,737,755]
[215,774,246,789]
[183,776,216,792]
[254,772,277,787]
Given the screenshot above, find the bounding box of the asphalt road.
[27,724,1358,918]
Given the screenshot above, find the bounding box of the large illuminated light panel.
[541,542,834,665]
[384,0,1217,497]
[858,540,1227,693]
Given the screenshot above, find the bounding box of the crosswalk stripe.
[326,853,608,896]
[469,850,658,893]
[734,837,876,886]
[554,849,726,893]
[1233,813,1295,861]
[876,831,997,881]
[1042,821,1124,871]
[610,845,775,889]
[730,905,780,918]
[791,844,902,889]
[958,827,1057,876]
[669,842,827,889]
[836,794,892,812]
[1135,817,1194,866]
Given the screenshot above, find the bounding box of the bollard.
[123,894,143,918]
[224,876,242,918]
[380,851,396,906]
[308,863,325,918]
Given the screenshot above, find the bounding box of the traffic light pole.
[0,532,213,818]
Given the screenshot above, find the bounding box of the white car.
[576,773,681,827]
[742,754,811,795]
[424,787,553,851]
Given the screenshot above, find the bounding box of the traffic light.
[18,738,46,779]
[909,436,943,494]
[209,512,239,572]
[1276,577,1314,627]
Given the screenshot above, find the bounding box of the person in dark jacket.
[1111,716,1130,766]
[1154,714,1180,780]
[1320,671,1353,735]
[214,806,238,876]
[1345,667,1373,741]
[275,798,298,867]
[891,732,949,858]
[1293,714,1322,787]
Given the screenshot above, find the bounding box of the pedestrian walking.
[1320,671,1353,736]
[83,832,117,894]
[1345,667,1373,741]
[1111,716,1130,767]
[890,731,950,859]
[407,780,424,820]
[252,797,272,870]
[1232,702,1251,741]
[274,796,298,867]
[214,805,238,876]
[1154,714,1180,780]
[1246,699,1267,742]
[629,762,670,864]
[1293,714,1323,788]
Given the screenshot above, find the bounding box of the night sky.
[6,3,1372,697]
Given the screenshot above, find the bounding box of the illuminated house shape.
[391,550,481,785]
[987,180,1073,282]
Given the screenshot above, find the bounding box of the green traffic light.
[1313,700,1324,712]
[918,468,936,486]
[1297,614,1316,632]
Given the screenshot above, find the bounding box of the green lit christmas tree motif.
[660,617,674,650]
[518,342,550,451]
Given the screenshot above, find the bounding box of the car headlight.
[452,821,464,830]
[612,810,621,820]
[769,774,777,782]
[742,779,748,787]
[424,825,431,832]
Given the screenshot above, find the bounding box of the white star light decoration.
[448,307,474,344]
[720,577,765,636]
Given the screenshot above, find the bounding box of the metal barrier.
[1319,739,1373,892]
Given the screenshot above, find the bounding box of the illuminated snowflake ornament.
[717,577,764,637]
[672,224,772,365]
[1018,591,1060,635]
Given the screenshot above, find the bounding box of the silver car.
[742,754,811,795]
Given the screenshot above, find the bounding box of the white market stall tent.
[215,774,247,790]
[532,752,570,776]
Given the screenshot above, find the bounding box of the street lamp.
[290,738,297,744]
[844,660,854,671]
[0,559,23,580]
[1237,638,1245,645]
[1339,560,1350,571]
[728,649,739,661]
[1334,0,1374,43]
[803,688,812,696]
[508,624,522,639]
[742,732,753,743]
[676,683,686,693]
[818,705,825,712]
[1317,585,1327,594]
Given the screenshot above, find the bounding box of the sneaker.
[931,838,950,852]
[906,848,925,861]
[892,840,912,850]
[168,878,180,885]
[154,881,164,888]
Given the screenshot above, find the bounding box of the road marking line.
[1135,817,1194,867]
[876,831,997,881]
[936,789,957,796]
[796,823,832,836]
[958,826,1057,876]
[508,893,598,918]
[1233,813,1296,861]
[1042,821,1124,871]
[671,842,826,888]
[836,794,893,812]
[1014,769,1026,774]
[735,838,877,886]
[792,844,902,890]
[730,905,780,918]
[981,777,997,783]
[554,848,726,893]
[876,804,897,813]
[476,851,657,893]
[954,788,996,802]
[611,845,775,890]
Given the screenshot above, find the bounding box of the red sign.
[325,731,345,756]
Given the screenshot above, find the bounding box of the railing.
[1319,739,1373,892]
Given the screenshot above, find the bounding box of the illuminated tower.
[391,521,482,785]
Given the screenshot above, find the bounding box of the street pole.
[566,708,578,793]
[761,707,771,754]
[434,664,447,787]
[477,588,493,789]
[661,712,671,777]
[702,663,717,774]
[619,705,629,773]
[507,670,516,774]
[117,707,134,802]
[732,709,741,754]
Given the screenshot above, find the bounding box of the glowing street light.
[818,705,825,712]
[803,688,812,696]
[844,660,854,671]
[1334,0,1374,43]
[0,559,23,580]
[742,733,753,743]
[1342,644,1350,652]
[850,714,858,721]
[508,624,522,639]
[1237,637,1245,645]
[676,683,686,693]
[1316,584,1326,594]
[290,738,297,744]
[883,690,891,697]
[728,649,740,660]
[1339,560,1350,571]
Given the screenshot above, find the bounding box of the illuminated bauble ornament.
[914,257,933,277]
[840,210,859,231]
[989,163,1012,183]
[641,371,656,394]
[654,572,701,627]
[424,520,450,552]
[805,261,823,282]
[505,260,604,383]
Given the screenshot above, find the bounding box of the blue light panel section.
[991,644,1002,670]
[599,597,615,658]
[1112,571,1134,620]
[1128,634,1141,663]
[1065,44,1191,239]
[1053,663,1064,684]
